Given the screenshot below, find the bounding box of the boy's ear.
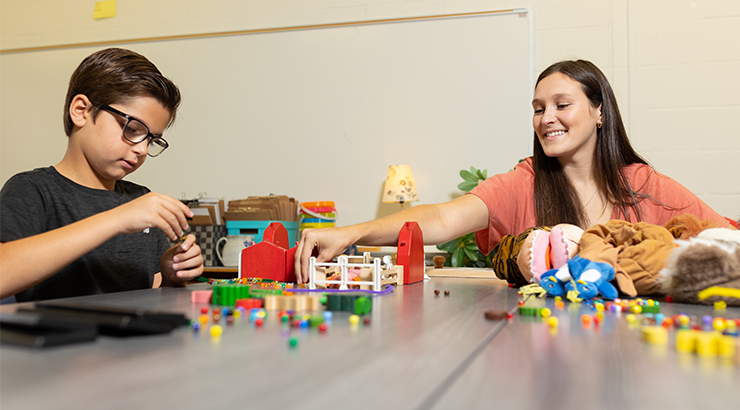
[69,94,93,129]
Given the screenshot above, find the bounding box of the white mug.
[216,235,254,267]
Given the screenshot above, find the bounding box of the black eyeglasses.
[98,105,169,157]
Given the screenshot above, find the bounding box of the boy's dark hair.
[63,48,181,137]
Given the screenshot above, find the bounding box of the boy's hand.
[110,192,193,241]
[160,234,204,286]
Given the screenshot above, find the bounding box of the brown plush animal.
[660,228,740,307]
[663,213,723,240]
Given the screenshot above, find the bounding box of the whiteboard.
[0,11,532,226]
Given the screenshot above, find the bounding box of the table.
[1,277,738,410]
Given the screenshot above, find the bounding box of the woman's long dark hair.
[533,60,648,228]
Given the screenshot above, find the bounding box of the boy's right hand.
[110,192,193,241]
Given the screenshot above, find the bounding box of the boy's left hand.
[160,234,204,286]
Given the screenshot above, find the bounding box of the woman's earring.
[597,121,602,129]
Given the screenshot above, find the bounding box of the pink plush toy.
[517,224,584,283]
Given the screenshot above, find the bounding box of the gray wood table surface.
[1,277,738,410]
[431,295,740,410]
[0,277,518,410]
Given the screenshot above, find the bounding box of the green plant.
[436,166,493,268]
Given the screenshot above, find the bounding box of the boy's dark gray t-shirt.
[0,167,169,302]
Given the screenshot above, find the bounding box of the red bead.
[506,312,514,320]
[363,317,371,325]
[255,318,264,327]
[444,290,450,296]
[518,300,525,307]
[200,307,209,314]
[593,316,602,325]
[318,323,328,332]
[665,296,673,303]
[508,283,515,288]
[434,290,440,296]
[213,308,221,315]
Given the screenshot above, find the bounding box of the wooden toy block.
[241,241,286,281]
[262,222,290,250]
[263,294,321,312]
[239,222,299,282]
[212,284,252,306]
[396,221,424,285]
[324,294,372,314]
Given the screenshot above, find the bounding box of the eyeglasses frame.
[96,104,169,157]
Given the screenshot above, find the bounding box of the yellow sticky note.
[93,0,117,20]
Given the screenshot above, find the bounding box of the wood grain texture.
[430,298,740,410]
[0,278,515,410]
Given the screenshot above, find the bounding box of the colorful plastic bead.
[713,318,726,332]
[349,315,360,325]
[318,323,328,332]
[200,307,209,314]
[714,301,727,310]
[288,337,298,348]
[540,308,551,318]
[210,325,223,337]
[547,316,559,328]
[581,315,591,325]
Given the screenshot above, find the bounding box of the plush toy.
[660,227,740,307]
[516,224,584,283]
[539,255,617,300]
[663,213,724,240]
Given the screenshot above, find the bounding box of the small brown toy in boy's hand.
[660,227,740,307]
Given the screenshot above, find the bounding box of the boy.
[0,48,203,302]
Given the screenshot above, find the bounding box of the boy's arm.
[0,192,194,299]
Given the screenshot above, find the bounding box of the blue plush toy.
[539,255,618,300]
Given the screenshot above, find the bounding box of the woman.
[294,60,729,283]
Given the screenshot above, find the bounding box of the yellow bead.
[714,301,727,310]
[210,325,223,337]
[647,299,655,306]
[595,312,604,321]
[595,303,605,312]
[349,315,360,325]
[626,314,637,324]
[554,296,562,303]
[233,310,241,318]
[712,318,726,332]
[630,305,642,314]
[547,316,559,328]
[540,308,551,318]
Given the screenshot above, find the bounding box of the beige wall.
[1,0,738,222]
